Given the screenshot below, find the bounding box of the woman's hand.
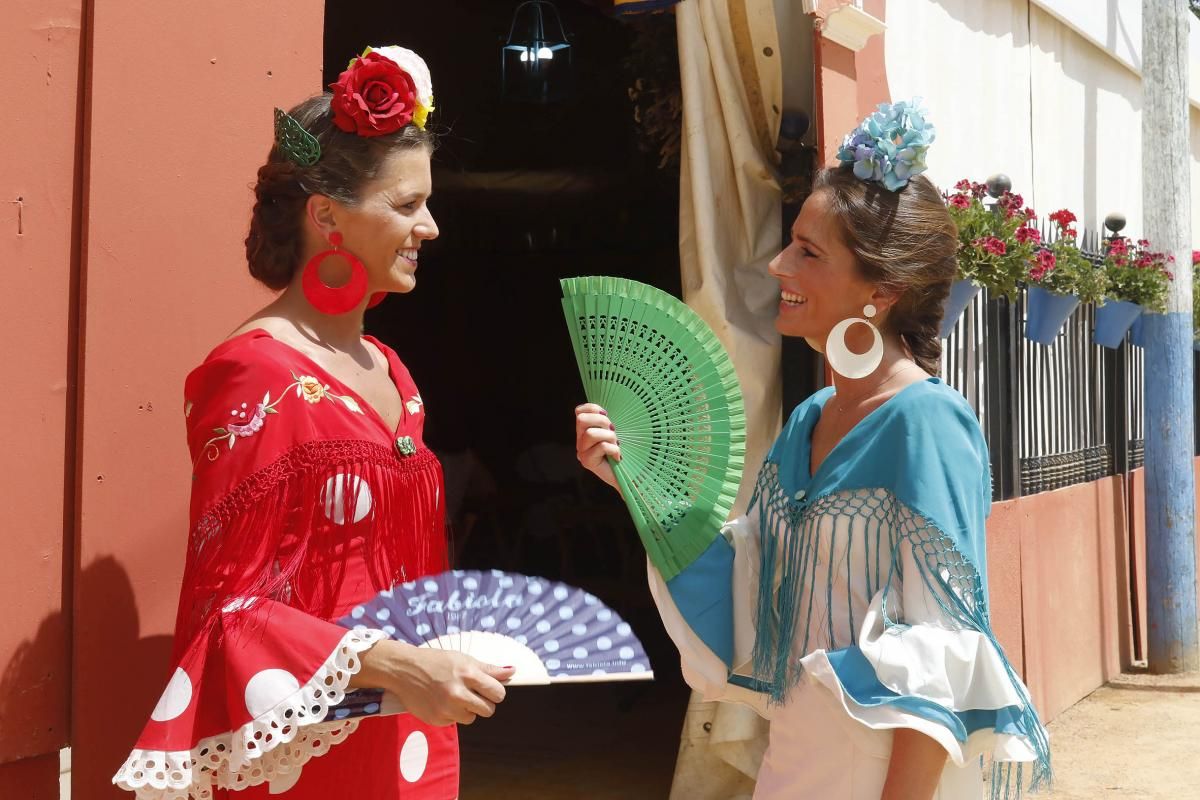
[351,639,515,726]
[574,403,621,493]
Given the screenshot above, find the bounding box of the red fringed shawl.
[114,330,458,799]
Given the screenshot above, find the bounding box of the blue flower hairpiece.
[836,99,935,192]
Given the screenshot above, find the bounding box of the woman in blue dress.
[574,103,1049,799]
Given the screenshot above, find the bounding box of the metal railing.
[940,228,1146,501]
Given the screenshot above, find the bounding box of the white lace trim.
[112,628,386,799]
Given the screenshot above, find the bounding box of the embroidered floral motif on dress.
[194,370,365,469]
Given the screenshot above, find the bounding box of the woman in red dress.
[113,46,513,799]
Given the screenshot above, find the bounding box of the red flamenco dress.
[113,330,459,798]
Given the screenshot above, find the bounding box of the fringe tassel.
[749,464,895,705]
[175,440,447,655]
[747,462,1052,791]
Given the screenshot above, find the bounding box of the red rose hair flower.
[330,52,419,137]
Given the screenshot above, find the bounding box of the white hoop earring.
[825,304,883,379]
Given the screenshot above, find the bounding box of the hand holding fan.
[561,276,746,581]
[327,569,652,722]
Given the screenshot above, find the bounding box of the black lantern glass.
[501,1,573,104]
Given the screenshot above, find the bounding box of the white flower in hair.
[366,45,434,125]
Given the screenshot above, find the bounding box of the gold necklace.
[832,366,911,415]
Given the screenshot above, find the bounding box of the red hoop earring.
[302,232,368,314]
[367,292,386,309]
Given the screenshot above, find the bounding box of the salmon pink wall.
[71,2,322,795]
[987,476,1135,723]
[0,0,83,784]
[812,0,889,165]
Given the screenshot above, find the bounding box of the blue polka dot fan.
[326,569,653,721]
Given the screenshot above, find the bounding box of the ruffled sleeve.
[113,601,386,799]
[646,515,777,717]
[800,528,1040,771]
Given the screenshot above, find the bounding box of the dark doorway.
[325,3,688,796]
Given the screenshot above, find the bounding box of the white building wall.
[884,0,1200,242]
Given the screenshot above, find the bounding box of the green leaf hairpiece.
[273,108,321,167]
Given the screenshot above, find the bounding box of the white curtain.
[671,0,783,795]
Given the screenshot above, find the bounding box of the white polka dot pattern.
[244,669,301,719]
[399,731,429,783]
[320,473,373,525]
[332,570,653,692]
[151,668,193,722]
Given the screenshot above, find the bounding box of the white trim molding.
[819,4,886,52]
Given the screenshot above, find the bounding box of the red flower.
[998,192,1026,219]
[948,194,971,209]
[1191,249,1200,265]
[973,236,1006,256]
[1029,248,1056,282]
[1137,239,1150,248]
[1015,226,1041,244]
[1064,227,1078,239]
[1048,209,1077,229]
[329,52,418,137]
[1107,237,1129,256]
[1024,208,1037,221]
[954,179,972,191]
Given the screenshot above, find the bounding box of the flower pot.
[1024,285,1080,345]
[1129,315,1146,348]
[1092,300,1143,348]
[939,279,981,338]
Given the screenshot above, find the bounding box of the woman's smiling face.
[769,190,881,351]
[333,146,439,294]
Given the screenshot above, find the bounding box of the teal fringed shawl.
[748,378,1050,796]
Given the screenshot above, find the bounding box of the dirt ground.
[1041,670,1200,800]
[460,670,1200,799]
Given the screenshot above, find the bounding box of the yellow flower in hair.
[414,98,434,130]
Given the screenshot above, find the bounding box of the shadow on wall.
[0,557,173,799]
[931,0,1144,229]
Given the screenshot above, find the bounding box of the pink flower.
[948,194,971,209]
[1107,237,1129,257]
[1191,249,1200,265]
[1024,208,1037,221]
[1015,226,1041,244]
[227,404,267,438]
[954,179,972,191]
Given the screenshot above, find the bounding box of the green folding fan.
[561,276,746,581]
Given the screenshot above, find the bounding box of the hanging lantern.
[501,1,573,104]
